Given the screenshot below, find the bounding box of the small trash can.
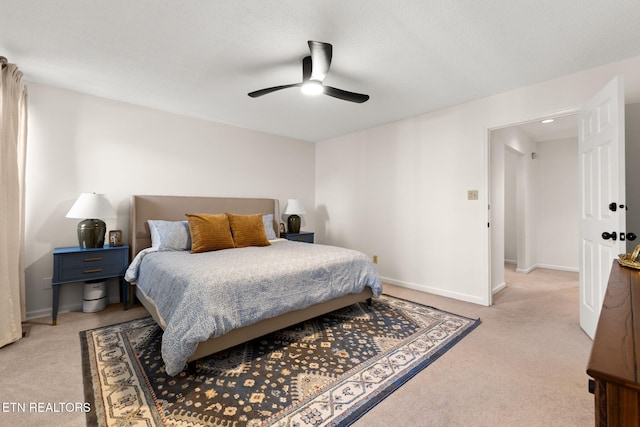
[83,280,107,312]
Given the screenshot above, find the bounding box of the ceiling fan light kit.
[248,40,369,103]
[300,80,324,96]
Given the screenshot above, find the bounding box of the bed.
[125,195,382,376]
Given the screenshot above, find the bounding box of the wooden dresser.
[587,261,640,426]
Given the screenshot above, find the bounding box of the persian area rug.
[80,295,480,426]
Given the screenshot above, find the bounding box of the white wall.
[316,55,640,306]
[503,149,518,264]
[25,83,315,319]
[536,138,579,271]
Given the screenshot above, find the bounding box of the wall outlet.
[373,255,378,264]
[43,277,52,290]
[467,190,479,200]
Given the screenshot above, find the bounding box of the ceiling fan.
[248,41,370,103]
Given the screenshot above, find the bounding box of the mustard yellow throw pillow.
[227,213,271,248]
[185,213,235,253]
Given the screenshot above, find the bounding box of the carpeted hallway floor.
[0,265,594,426]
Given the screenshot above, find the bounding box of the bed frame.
[127,195,373,373]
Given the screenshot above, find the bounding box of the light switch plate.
[468,190,479,200]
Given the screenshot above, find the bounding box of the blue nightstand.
[51,245,129,325]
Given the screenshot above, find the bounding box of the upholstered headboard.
[129,195,280,257]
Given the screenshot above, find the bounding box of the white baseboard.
[492,282,506,295]
[379,276,488,306]
[512,263,579,274]
[26,295,121,321]
[515,265,537,274]
[535,263,579,273]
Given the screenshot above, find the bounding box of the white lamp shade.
[66,193,116,219]
[283,199,307,215]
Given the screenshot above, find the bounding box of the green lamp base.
[77,219,106,248]
[287,215,301,234]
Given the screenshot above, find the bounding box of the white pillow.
[262,214,277,240]
[148,220,191,251]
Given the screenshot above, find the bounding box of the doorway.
[489,114,579,299]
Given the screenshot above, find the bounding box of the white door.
[579,76,626,339]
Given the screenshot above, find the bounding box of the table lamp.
[283,199,307,233]
[66,193,116,248]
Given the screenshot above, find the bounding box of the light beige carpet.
[0,265,593,426]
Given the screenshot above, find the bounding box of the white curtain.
[0,57,28,348]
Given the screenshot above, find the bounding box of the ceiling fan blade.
[248,83,301,98]
[302,56,311,81]
[308,41,332,82]
[324,86,370,103]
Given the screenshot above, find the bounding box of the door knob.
[608,203,625,212]
[602,231,617,241]
[627,232,637,241]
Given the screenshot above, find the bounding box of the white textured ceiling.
[2,1,640,142]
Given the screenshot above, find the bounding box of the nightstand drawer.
[52,247,128,284]
[54,261,125,283]
[281,232,314,243]
[56,249,123,268]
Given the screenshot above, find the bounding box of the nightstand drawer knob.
[84,257,103,262]
[83,268,103,274]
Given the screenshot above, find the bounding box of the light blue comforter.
[126,240,382,375]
